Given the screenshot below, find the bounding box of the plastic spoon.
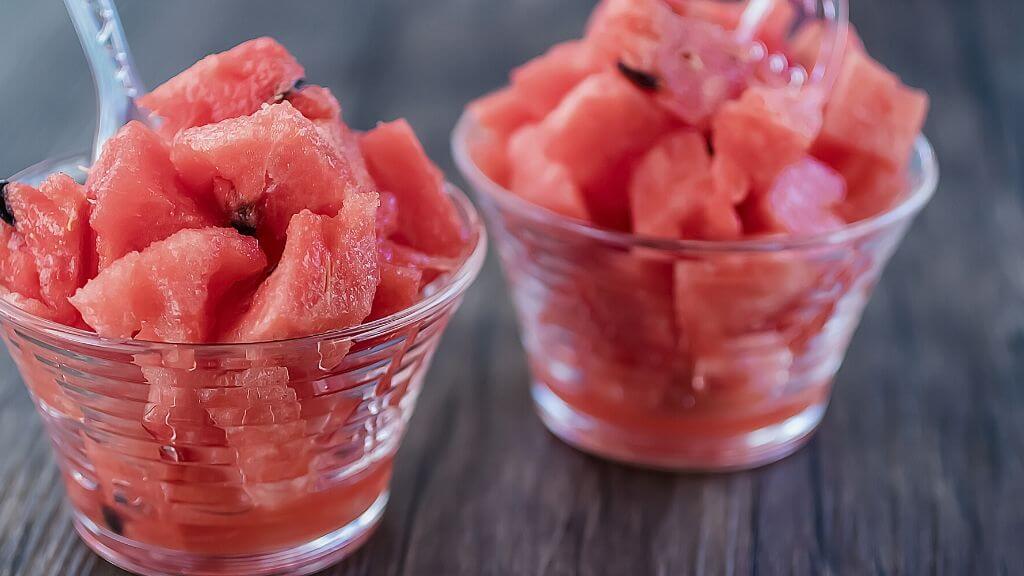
[63,0,149,163]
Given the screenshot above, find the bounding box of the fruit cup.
[454,113,937,471]
[0,154,486,576]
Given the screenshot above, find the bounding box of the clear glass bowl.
[0,154,487,576]
[453,111,938,471]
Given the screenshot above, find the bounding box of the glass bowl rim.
[0,152,488,352]
[451,111,939,254]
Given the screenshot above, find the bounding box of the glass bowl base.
[532,381,827,472]
[73,490,389,576]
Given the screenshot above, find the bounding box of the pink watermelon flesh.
[527,71,676,229]
[0,190,42,301]
[172,102,364,252]
[712,85,823,190]
[70,228,267,343]
[227,193,379,343]
[88,121,217,269]
[825,148,909,222]
[361,120,467,258]
[285,84,374,190]
[629,130,711,238]
[817,49,929,169]
[6,174,91,323]
[139,37,305,139]
[654,16,757,127]
[711,155,751,204]
[370,262,424,321]
[376,191,400,239]
[586,0,669,69]
[748,157,846,235]
[510,41,611,120]
[507,126,590,222]
[789,21,864,75]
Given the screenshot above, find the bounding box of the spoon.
[63,0,149,163]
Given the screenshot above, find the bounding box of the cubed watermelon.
[789,21,864,74]
[139,37,305,138]
[827,150,909,222]
[70,228,267,343]
[528,71,676,229]
[747,157,846,235]
[711,155,751,204]
[370,262,424,321]
[227,193,379,342]
[361,120,467,257]
[6,174,91,323]
[285,84,374,190]
[0,186,43,302]
[586,0,669,69]
[817,49,929,169]
[712,85,823,189]
[507,126,590,221]
[629,130,711,238]
[511,41,611,120]
[654,16,757,126]
[172,102,364,251]
[88,121,216,269]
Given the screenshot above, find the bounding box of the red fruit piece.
[507,126,590,222]
[70,228,267,343]
[286,84,374,190]
[586,0,670,69]
[828,151,909,222]
[0,191,42,302]
[6,174,91,323]
[788,21,864,75]
[654,16,757,127]
[361,119,467,257]
[525,72,676,229]
[629,130,711,239]
[88,121,216,269]
[713,85,823,189]
[172,102,365,249]
[749,157,846,235]
[227,193,379,342]
[370,262,423,321]
[139,37,305,138]
[817,50,929,169]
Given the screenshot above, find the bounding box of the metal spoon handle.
[63,0,146,162]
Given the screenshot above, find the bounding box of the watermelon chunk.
[817,49,929,169]
[172,102,364,250]
[827,150,909,222]
[88,121,216,269]
[586,0,671,69]
[506,126,589,221]
[669,0,743,29]
[789,21,864,74]
[747,157,846,235]
[510,41,611,120]
[0,186,42,301]
[712,86,823,189]
[285,84,374,190]
[5,174,91,322]
[370,262,423,321]
[139,37,305,138]
[70,228,267,343]
[654,16,757,127]
[525,71,675,229]
[227,193,379,342]
[361,120,467,257]
[628,130,711,238]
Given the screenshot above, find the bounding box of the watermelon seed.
[0,180,14,226]
[280,78,308,102]
[102,505,125,536]
[616,61,660,91]
[231,204,259,237]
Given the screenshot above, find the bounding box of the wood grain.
[0,0,1021,574]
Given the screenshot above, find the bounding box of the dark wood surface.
[0,0,1021,574]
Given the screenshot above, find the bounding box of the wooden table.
[1,0,1021,574]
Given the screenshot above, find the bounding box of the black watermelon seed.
[616,61,660,91]
[281,78,308,102]
[292,78,308,91]
[0,180,14,227]
[102,505,125,536]
[230,204,259,237]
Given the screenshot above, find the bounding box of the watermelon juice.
[0,38,486,576]
[456,0,936,470]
